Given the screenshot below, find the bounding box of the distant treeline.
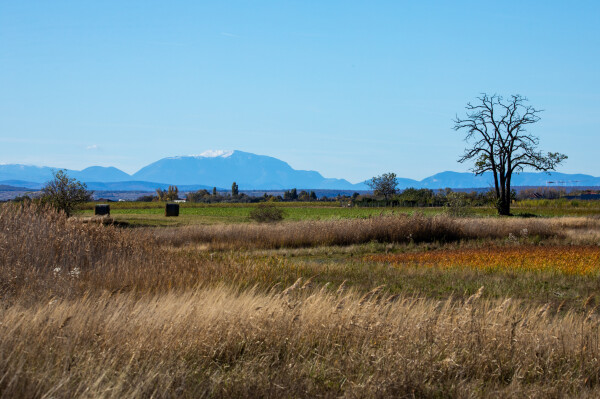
[6,184,598,206]
[137,187,324,204]
[129,186,597,206]
[355,188,495,208]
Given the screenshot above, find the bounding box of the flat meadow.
[74,199,600,226]
[75,202,434,226]
[2,200,600,398]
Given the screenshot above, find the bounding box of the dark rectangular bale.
[95,204,110,216]
[165,203,180,217]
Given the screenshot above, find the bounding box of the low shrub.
[249,203,285,223]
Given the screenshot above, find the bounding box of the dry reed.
[152,213,592,250]
[2,285,600,398]
[3,204,600,397]
[0,204,288,303]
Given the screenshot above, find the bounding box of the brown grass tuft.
[152,213,582,250]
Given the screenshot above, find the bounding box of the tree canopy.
[366,173,398,200]
[40,170,92,216]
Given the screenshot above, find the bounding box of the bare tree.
[367,172,398,200]
[454,94,567,215]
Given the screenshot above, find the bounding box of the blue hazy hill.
[132,150,358,190]
[1,151,599,191]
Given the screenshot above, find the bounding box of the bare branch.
[454,93,566,215]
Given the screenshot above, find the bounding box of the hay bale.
[165,203,180,217]
[95,204,110,216]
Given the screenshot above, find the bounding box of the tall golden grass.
[152,213,599,249]
[3,285,600,398]
[2,204,600,397]
[0,204,158,303]
[0,204,291,302]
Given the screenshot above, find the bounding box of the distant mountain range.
[1,150,599,191]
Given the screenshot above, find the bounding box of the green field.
[75,199,600,226]
[76,203,445,225]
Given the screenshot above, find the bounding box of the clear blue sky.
[1,1,599,183]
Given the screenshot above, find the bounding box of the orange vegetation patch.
[367,245,600,276]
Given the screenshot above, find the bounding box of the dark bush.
[249,204,285,223]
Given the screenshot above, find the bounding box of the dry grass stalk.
[152,213,595,250]
[2,285,600,398]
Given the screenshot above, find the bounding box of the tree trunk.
[504,172,513,216]
[497,197,511,216]
[497,182,511,215]
[496,169,511,216]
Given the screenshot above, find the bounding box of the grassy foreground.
[2,203,600,397]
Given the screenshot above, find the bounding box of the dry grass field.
[2,203,600,398]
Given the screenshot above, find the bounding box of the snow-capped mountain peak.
[196,150,233,158]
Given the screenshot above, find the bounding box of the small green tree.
[39,170,92,216]
[231,182,239,196]
[367,173,398,200]
[283,188,298,201]
[212,187,217,196]
[298,190,310,201]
